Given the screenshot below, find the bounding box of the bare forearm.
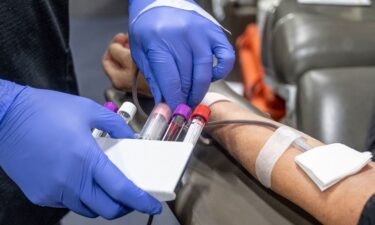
[207,101,375,225]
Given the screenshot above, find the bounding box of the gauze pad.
[295,143,372,191]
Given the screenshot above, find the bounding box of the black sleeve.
[0,169,68,225]
[366,107,375,158]
[358,195,375,225]
[0,0,78,94]
[0,1,75,224]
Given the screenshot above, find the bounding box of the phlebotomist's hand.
[128,0,235,109]
[0,80,162,219]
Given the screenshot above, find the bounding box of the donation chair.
[262,0,375,150]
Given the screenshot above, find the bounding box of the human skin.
[103,38,375,225]
[103,33,151,97]
[207,101,375,225]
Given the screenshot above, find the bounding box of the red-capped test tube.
[138,103,172,140]
[162,104,192,141]
[183,105,211,145]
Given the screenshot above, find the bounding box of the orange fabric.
[236,24,286,121]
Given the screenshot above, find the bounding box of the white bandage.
[295,144,372,191]
[255,126,302,188]
[131,0,231,34]
[201,92,231,107]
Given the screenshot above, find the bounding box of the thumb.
[90,104,134,139]
[211,32,235,81]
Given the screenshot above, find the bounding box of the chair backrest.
[297,67,375,150]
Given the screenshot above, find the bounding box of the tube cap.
[152,103,172,120]
[173,104,192,121]
[192,105,211,123]
[119,102,137,120]
[104,102,119,112]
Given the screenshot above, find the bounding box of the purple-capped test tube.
[92,102,119,138]
[162,104,191,141]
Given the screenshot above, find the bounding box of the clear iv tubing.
[131,68,312,151]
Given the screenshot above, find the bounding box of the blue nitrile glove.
[0,80,162,219]
[128,0,235,109]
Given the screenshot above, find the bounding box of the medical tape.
[131,0,231,34]
[255,126,302,188]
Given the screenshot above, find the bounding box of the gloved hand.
[128,0,235,109]
[0,81,162,219]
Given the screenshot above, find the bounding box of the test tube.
[162,104,191,141]
[138,103,172,140]
[118,101,137,124]
[183,105,211,145]
[92,102,119,138]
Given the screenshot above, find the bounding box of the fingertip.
[152,201,163,215]
[92,107,134,139]
[212,47,235,81]
[165,93,187,111]
[106,115,134,139]
[136,191,163,215]
[112,33,129,46]
[188,94,205,108]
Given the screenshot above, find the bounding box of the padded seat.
[266,0,375,84]
[297,67,375,150]
[274,0,375,24]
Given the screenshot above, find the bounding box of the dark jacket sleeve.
[358,195,375,225]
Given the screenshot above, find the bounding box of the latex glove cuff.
[0,80,25,122]
[130,0,230,34]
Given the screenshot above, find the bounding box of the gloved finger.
[81,182,132,220]
[93,155,162,215]
[147,49,185,109]
[130,41,162,104]
[188,46,213,107]
[90,104,134,139]
[209,30,235,81]
[170,39,193,98]
[63,198,98,218]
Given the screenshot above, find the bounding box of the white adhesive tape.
[131,0,231,34]
[255,126,301,188]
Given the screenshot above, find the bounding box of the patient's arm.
[207,101,375,225]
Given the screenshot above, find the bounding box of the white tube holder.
[96,138,194,202]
